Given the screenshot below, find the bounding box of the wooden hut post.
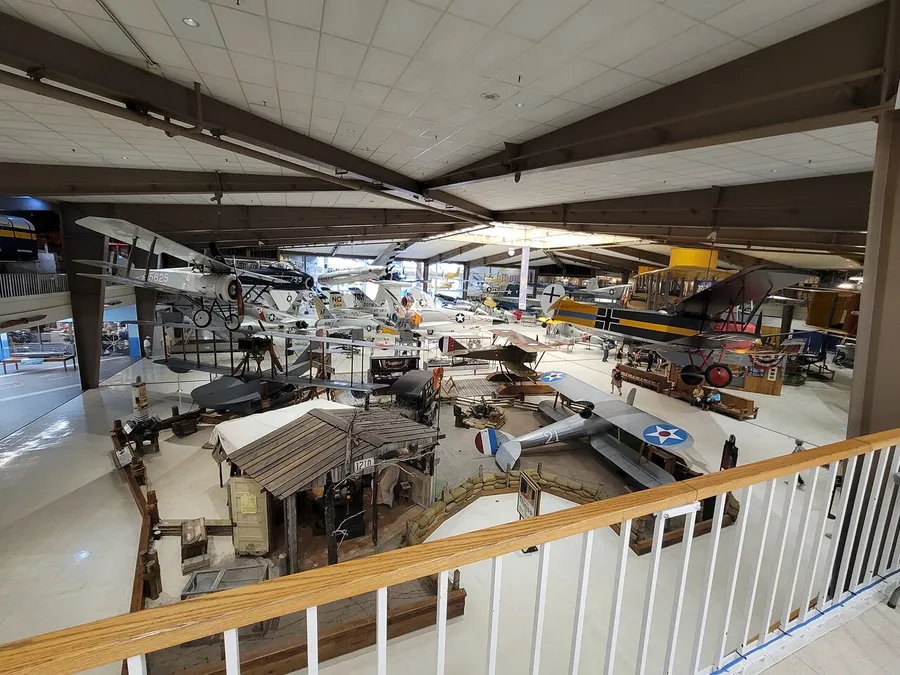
[285,493,299,574]
[325,472,338,565]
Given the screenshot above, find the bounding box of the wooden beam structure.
[0,165,343,196]
[0,12,488,220]
[425,2,898,188]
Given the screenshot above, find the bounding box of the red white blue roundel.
[643,424,687,447]
[540,371,567,383]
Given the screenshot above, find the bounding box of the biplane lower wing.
[538,371,694,453]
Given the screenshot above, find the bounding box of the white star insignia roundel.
[642,424,686,446]
[540,371,566,383]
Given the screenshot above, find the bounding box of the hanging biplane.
[74,217,312,331]
[542,266,816,387]
[438,328,554,379]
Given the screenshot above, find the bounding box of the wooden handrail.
[1,431,897,674]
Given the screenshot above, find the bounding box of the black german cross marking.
[594,307,621,331]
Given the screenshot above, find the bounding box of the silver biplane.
[74,217,309,331]
[476,371,695,488]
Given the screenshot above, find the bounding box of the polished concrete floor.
[0,331,856,673]
[0,354,138,440]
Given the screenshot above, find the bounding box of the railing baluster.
[740,479,776,653]
[819,456,857,609]
[530,543,551,675]
[855,448,890,589]
[782,464,820,631]
[223,628,240,675]
[126,654,148,675]
[637,512,666,675]
[486,556,503,675]
[759,473,799,645]
[664,506,697,674]
[717,485,752,668]
[377,587,388,675]
[307,606,319,675]
[569,530,594,675]
[691,493,725,674]
[835,453,872,603]
[436,570,449,675]
[801,462,839,622]
[603,519,631,675]
[877,447,900,576]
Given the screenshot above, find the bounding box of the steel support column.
[848,109,900,436]
[61,203,108,389]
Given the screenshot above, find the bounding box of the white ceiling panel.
[443,122,876,210]
[0,0,883,195]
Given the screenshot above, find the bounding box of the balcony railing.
[0,273,68,298]
[0,430,898,675]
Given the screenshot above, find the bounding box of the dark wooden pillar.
[131,249,158,354]
[61,203,109,389]
[849,109,900,437]
[285,493,299,574]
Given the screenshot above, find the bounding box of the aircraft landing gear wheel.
[193,309,212,328]
[705,363,733,388]
[225,313,242,331]
[427,328,434,336]
[679,364,704,386]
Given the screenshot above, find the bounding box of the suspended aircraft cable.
[0,68,491,228]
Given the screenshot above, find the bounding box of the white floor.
[762,601,900,675]
[0,329,856,674]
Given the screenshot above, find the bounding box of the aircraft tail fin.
[310,294,333,320]
[626,388,636,405]
[475,428,515,456]
[585,277,599,291]
[373,241,406,267]
[438,335,466,354]
[475,429,521,470]
[540,283,567,315]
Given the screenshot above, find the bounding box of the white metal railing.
[0,273,68,298]
[0,433,898,675]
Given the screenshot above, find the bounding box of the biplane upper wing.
[77,271,174,292]
[538,371,694,452]
[490,328,555,353]
[674,266,815,318]
[76,217,231,273]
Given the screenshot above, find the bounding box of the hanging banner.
[518,246,530,311]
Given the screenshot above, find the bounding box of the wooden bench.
[618,364,673,394]
[671,381,759,421]
[2,353,76,374]
[710,390,759,420]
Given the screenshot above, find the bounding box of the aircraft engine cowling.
[213,274,242,302]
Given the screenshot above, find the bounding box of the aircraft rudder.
[475,428,515,456]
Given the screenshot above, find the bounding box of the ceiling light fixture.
[121,156,128,159]
[771,169,779,173]
[182,17,199,27]
[515,102,524,108]
[481,92,500,101]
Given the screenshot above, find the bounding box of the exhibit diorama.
[1,1,899,674]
